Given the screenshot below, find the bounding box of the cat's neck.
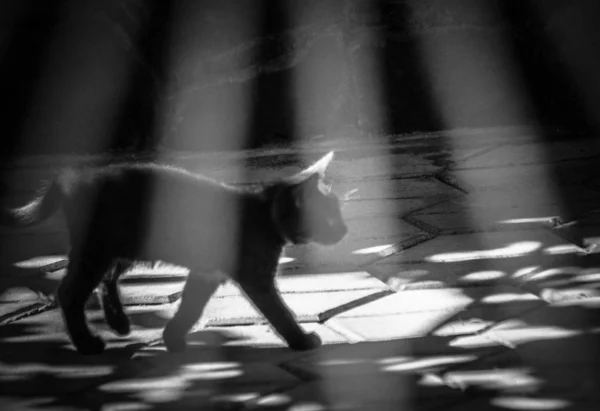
[236,186,288,247]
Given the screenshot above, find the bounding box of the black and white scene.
[2,0,600,410]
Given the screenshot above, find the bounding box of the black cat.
[1,152,347,354]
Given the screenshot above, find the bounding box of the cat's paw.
[163,328,187,353]
[106,314,131,336]
[289,332,322,351]
[74,335,106,355]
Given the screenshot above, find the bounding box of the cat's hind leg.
[163,271,224,352]
[57,253,112,355]
[100,260,134,336]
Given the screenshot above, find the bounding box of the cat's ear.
[306,151,334,177]
[292,151,334,182]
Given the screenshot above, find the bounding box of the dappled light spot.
[352,244,395,255]
[461,270,506,282]
[288,403,327,411]
[255,393,292,407]
[499,217,558,225]
[451,325,580,349]
[319,358,366,366]
[527,267,578,282]
[481,292,539,304]
[183,362,243,380]
[376,356,412,365]
[512,266,540,279]
[13,255,67,269]
[434,319,495,336]
[543,244,583,255]
[279,256,295,264]
[381,355,477,372]
[443,368,542,392]
[419,373,447,387]
[426,241,541,263]
[492,396,569,410]
[575,271,600,283]
[0,363,114,380]
[101,376,190,404]
[545,289,600,306]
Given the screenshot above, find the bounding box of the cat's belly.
[131,221,239,272]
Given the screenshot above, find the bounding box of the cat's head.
[269,152,348,246]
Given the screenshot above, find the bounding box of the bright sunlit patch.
[212,393,258,404]
[279,256,296,264]
[0,363,114,379]
[433,318,495,336]
[382,355,477,372]
[451,325,581,349]
[443,368,542,392]
[499,217,557,225]
[512,266,540,279]
[543,244,584,255]
[546,289,600,306]
[575,271,600,282]
[461,270,506,282]
[13,256,68,269]
[102,377,187,393]
[376,356,413,365]
[526,267,578,282]
[352,244,395,255]
[288,403,327,411]
[492,396,569,410]
[481,293,538,304]
[419,373,448,387]
[255,393,292,407]
[426,241,541,263]
[183,362,243,380]
[102,376,190,404]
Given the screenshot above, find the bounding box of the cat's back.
[60,163,224,197]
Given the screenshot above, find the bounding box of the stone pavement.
[2,128,600,410]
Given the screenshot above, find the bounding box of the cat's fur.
[1,152,347,354]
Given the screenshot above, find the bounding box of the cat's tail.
[0,180,63,227]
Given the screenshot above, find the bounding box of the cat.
[0,152,347,354]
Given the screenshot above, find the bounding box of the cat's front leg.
[163,272,223,352]
[238,279,322,351]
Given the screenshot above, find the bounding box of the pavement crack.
[0,301,56,325]
[434,172,471,194]
[403,215,442,236]
[317,289,395,322]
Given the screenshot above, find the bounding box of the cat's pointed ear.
[307,151,334,177]
[291,151,335,182]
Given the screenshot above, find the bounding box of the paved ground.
[2,127,600,410]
